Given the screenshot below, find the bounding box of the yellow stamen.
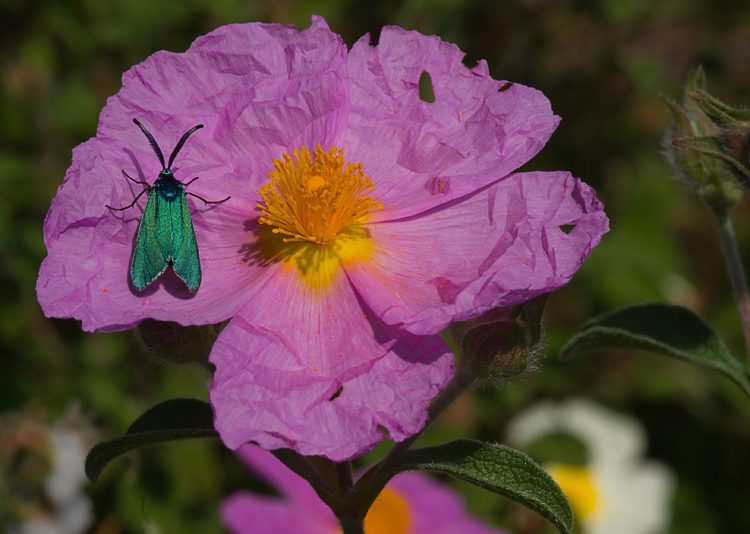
[257,144,383,245]
[547,463,599,519]
[307,174,326,192]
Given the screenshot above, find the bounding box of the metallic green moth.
[107,119,230,292]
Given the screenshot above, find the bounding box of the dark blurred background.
[2,0,750,532]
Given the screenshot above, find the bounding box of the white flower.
[506,398,674,534]
[10,428,93,534]
[44,427,92,534]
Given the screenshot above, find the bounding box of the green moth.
[107,119,230,292]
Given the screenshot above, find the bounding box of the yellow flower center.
[257,144,383,245]
[547,463,599,520]
[335,488,411,534]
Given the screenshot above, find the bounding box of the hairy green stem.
[364,363,476,484]
[335,462,362,534]
[339,516,365,534]
[336,461,354,494]
[717,215,750,366]
[271,449,337,503]
[333,356,477,532]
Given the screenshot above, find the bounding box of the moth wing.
[169,192,201,292]
[130,190,172,290]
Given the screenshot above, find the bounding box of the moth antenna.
[133,119,167,170]
[168,124,204,170]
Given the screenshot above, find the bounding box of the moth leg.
[183,176,200,187]
[122,169,152,187]
[186,192,231,205]
[106,187,149,211]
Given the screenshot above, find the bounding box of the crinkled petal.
[209,264,453,461]
[348,171,609,335]
[346,26,560,220]
[37,17,349,332]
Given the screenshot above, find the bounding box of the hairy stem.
[717,215,750,365]
[339,516,365,534]
[365,363,476,484]
[336,461,354,495]
[335,461,362,534]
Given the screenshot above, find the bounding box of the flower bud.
[448,294,548,380]
[134,319,221,372]
[663,66,743,216]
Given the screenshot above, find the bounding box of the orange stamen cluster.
[257,144,383,245]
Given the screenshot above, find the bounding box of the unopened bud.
[135,319,221,372]
[663,66,743,216]
[448,294,548,380]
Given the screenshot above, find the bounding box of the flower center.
[257,144,383,245]
[547,463,599,519]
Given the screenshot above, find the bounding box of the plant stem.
[339,516,365,534]
[336,353,477,530]
[336,461,354,494]
[364,363,476,484]
[335,462,363,534]
[717,214,750,365]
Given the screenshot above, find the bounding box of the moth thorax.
[257,144,383,245]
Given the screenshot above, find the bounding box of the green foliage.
[387,440,573,534]
[85,398,218,483]
[560,303,750,400]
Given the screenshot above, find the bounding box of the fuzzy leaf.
[385,439,573,534]
[85,398,218,482]
[559,303,750,399]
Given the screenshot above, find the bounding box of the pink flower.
[37,17,608,460]
[222,445,513,534]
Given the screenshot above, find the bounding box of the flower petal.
[507,399,675,534]
[346,26,560,220]
[389,472,513,534]
[221,492,332,534]
[37,17,349,332]
[209,264,453,461]
[591,460,674,534]
[223,446,513,534]
[223,446,336,534]
[234,445,329,509]
[348,171,609,335]
[506,398,647,465]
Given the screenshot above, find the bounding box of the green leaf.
[559,303,750,399]
[387,439,573,534]
[85,398,218,483]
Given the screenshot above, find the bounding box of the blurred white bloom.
[43,427,92,534]
[506,398,674,534]
[4,409,93,534]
